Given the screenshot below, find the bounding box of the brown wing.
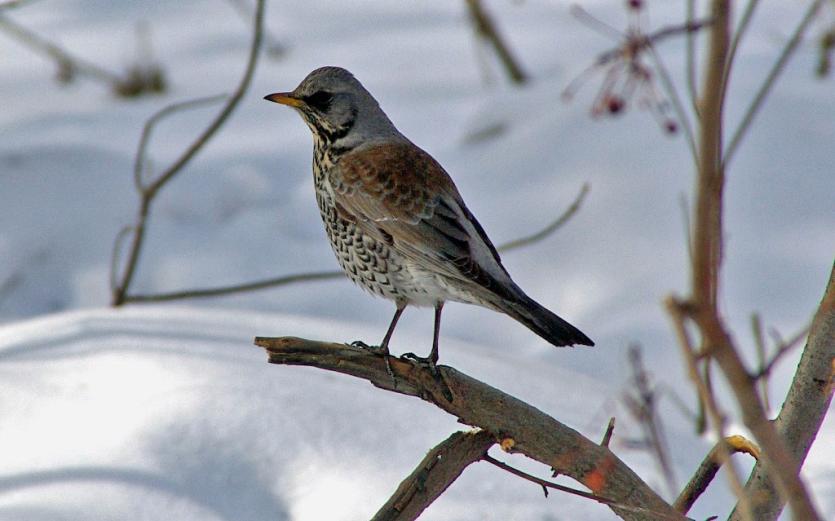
[329,141,515,298]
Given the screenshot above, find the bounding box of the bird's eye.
[305,90,334,111]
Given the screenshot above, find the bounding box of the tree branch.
[673,435,760,514]
[371,430,494,521]
[729,262,835,521]
[120,182,589,303]
[254,336,686,521]
[110,0,265,306]
[464,0,528,84]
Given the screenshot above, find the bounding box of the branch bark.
[728,262,835,521]
[371,430,494,521]
[254,336,687,521]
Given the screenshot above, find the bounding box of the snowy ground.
[1,1,833,520]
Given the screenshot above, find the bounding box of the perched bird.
[265,66,593,368]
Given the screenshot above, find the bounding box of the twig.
[723,0,825,166]
[686,1,822,516]
[483,455,691,520]
[685,0,699,118]
[720,0,761,108]
[752,324,810,381]
[600,417,615,447]
[119,182,588,304]
[646,46,700,169]
[492,183,588,252]
[0,13,122,85]
[674,435,760,514]
[623,345,677,497]
[750,313,769,409]
[464,0,527,84]
[372,430,494,521]
[729,263,835,521]
[664,296,752,520]
[134,94,228,190]
[111,0,266,306]
[125,271,342,303]
[254,336,687,521]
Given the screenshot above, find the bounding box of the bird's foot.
[400,353,452,402]
[349,341,395,385]
[400,352,438,376]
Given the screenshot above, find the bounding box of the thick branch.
[254,336,686,521]
[371,430,494,521]
[729,263,835,521]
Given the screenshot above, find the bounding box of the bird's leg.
[379,303,406,355]
[401,302,444,374]
[350,303,405,354]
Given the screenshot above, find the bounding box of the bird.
[264,66,593,369]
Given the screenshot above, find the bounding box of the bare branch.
[483,455,691,520]
[0,13,122,85]
[371,430,494,521]
[723,0,825,166]
[683,1,823,517]
[124,271,342,303]
[119,182,588,304]
[673,435,759,514]
[465,0,528,84]
[254,336,687,521]
[729,263,835,521]
[111,0,266,306]
[494,183,588,253]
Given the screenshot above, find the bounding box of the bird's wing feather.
[329,142,515,298]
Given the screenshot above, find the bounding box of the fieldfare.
[265,67,593,369]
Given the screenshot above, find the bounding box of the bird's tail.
[497,288,594,347]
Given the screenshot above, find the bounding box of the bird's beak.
[264,92,304,108]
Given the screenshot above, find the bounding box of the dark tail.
[498,289,594,347]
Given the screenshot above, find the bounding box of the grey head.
[264,66,402,148]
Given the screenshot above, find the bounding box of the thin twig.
[483,455,691,521]
[751,313,770,410]
[624,345,677,497]
[647,46,699,165]
[723,0,825,166]
[752,325,810,380]
[685,0,699,118]
[111,0,266,306]
[0,13,122,84]
[125,271,342,303]
[600,417,616,447]
[720,0,761,110]
[121,182,589,304]
[664,296,753,520]
[465,0,528,84]
[134,94,228,190]
[494,183,588,252]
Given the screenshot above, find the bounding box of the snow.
[1,1,833,520]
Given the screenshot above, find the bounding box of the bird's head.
[265,66,398,145]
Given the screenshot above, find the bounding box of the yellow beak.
[264,92,304,108]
